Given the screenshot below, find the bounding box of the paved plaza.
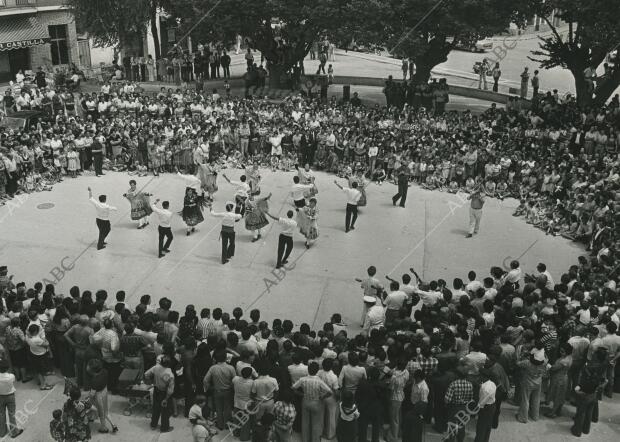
[2,169,618,442]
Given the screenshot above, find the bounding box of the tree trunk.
[571,69,592,108]
[150,9,161,60]
[267,63,287,90]
[413,63,432,84]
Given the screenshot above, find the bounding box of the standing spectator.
[221,51,231,79]
[0,359,23,438]
[356,367,388,442]
[273,388,297,442]
[403,369,429,442]
[86,359,117,434]
[5,318,29,383]
[62,387,93,442]
[520,67,530,98]
[474,369,496,442]
[292,361,332,442]
[64,316,94,388]
[401,58,409,80]
[531,70,540,98]
[571,347,608,437]
[316,52,327,75]
[544,343,572,418]
[491,62,501,92]
[478,58,489,90]
[144,355,175,433]
[25,324,53,390]
[388,359,409,442]
[91,319,121,392]
[245,48,254,68]
[336,390,359,442]
[444,366,474,442]
[466,185,485,238]
[317,358,339,439]
[516,348,547,423]
[338,352,367,396]
[203,350,236,430]
[232,367,254,441]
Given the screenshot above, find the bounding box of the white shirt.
[291,183,314,201]
[478,380,496,407]
[230,180,250,198]
[151,205,173,228]
[415,289,441,306]
[343,188,361,205]
[0,372,16,395]
[211,211,242,227]
[385,290,407,310]
[89,197,117,220]
[278,217,297,237]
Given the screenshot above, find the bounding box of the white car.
[454,37,494,53]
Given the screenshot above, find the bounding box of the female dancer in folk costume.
[297,197,319,248]
[222,173,251,217]
[177,172,206,235]
[348,168,368,207]
[245,192,272,242]
[123,179,153,229]
[245,163,262,196]
[196,161,218,202]
[297,163,318,198]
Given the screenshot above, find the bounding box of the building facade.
[0,0,78,82]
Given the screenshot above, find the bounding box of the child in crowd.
[49,409,65,442]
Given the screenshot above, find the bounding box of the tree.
[355,0,527,83]
[528,0,620,106]
[68,0,151,57]
[167,0,349,88]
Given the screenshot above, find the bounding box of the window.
[0,0,6,7]
[49,25,69,65]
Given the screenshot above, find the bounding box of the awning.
[0,15,49,51]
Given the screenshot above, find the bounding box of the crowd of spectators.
[0,64,618,441]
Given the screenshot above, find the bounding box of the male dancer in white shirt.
[266,210,297,269]
[151,199,174,258]
[88,187,117,250]
[333,180,361,232]
[210,201,242,264]
[222,173,250,216]
[290,175,315,209]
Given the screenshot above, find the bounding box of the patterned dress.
[124,188,153,220]
[181,189,205,226]
[297,205,319,240]
[245,198,270,231]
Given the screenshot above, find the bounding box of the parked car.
[454,37,493,53]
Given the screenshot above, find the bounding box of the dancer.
[245,163,262,196]
[196,161,218,202]
[290,175,315,209]
[348,168,367,207]
[297,197,319,248]
[297,163,317,198]
[392,162,410,208]
[334,180,361,232]
[222,173,250,217]
[466,182,485,238]
[266,210,297,269]
[151,199,173,258]
[88,187,117,250]
[210,201,242,264]
[123,179,152,229]
[245,192,272,242]
[178,171,206,236]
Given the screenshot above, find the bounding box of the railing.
[16,0,37,5]
[0,0,37,7]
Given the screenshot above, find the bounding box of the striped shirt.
[292,375,332,401]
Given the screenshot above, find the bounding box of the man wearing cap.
[88,187,117,250]
[210,202,242,264]
[466,184,485,238]
[363,296,385,332]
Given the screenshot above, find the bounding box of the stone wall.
[29,10,79,69]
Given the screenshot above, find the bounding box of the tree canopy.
[167,0,349,85]
[528,0,620,106]
[352,0,528,82]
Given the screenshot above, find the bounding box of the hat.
[363,295,376,304]
[532,348,545,362]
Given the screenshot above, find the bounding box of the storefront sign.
[0,38,47,51]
